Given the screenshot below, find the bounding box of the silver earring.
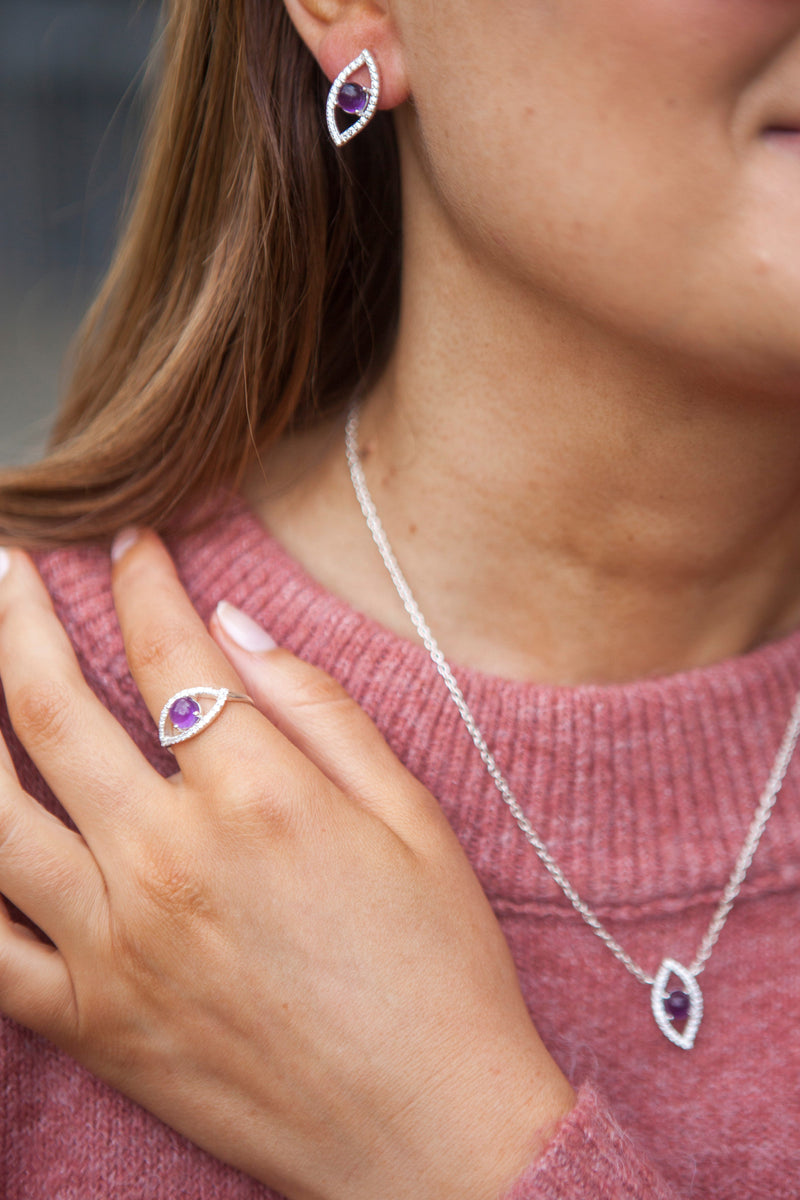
[326,50,380,147]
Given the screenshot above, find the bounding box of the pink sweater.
[2,497,799,1198]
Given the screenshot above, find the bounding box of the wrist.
[382,1031,575,1200]
[461,1056,576,1200]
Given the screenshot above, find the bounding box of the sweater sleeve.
[502,1085,678,1200]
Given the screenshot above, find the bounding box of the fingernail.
[215,601,277,653]
[111,527,141,564]
[0,548,9,583]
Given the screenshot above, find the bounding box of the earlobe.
[282,0,410,112]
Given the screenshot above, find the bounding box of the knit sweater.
[2,497,799,1199]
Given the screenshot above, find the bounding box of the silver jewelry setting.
[344,403,800,1048]
[158,687,255,748]
[326,50,380,147]
[651,960,704,1051]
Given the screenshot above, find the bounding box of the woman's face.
[395,0,800,387]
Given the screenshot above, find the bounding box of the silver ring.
[158,687,256,748]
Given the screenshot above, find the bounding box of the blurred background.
[0,0,159,463]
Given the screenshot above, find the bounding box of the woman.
[0,0,798,1195]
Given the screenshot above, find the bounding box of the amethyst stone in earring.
[326,50,380,147]
[338,82,369,115]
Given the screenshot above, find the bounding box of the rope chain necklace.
[345,405,800,1049]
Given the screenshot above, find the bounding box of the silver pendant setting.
[326,50,380,147]
[651,959,704,1050]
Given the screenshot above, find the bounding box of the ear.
[282,0,410,109]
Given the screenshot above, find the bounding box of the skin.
[258,0,800,684]
[0,536,574,1199]
[2,0,800,1195]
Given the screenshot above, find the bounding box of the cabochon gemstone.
[169,696,201,731]
[664,990,691,1021]
[338,82,369,114]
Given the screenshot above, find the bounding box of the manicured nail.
[216,601,277,653]
[0,548,9,583]
[111,527,141,564]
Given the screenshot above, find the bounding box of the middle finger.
[0,550,168,857]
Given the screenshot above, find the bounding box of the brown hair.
[0,0,401,546]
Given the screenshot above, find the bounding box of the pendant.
[650,959,704,1050]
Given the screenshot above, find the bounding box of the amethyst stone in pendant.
[664,990,692,1021]
[168,695,201,732]
[337,82,369,114]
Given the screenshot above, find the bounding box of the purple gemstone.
[169,696,201,732]
[664,990,691,1021]
[337,82,369,115]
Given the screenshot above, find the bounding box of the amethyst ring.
[158,686,256,749]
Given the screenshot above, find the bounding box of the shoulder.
[16,496,282,768]
[26,495,266,744]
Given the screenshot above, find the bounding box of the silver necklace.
[345,405,800,1049]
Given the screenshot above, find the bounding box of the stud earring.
[326,50,380,147]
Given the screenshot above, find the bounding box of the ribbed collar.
[169,496,800,923]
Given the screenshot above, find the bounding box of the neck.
[251,200,800,688]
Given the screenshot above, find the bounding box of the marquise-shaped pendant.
[651,959,704,1050]
[326,50,380,147]
[159,687,231,748]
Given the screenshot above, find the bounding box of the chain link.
[345,406,800,990]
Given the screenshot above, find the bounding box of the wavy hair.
[0,0,401,545]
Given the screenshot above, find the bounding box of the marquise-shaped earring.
[326,49,380,147]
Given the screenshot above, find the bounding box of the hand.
[0,532,574,1200]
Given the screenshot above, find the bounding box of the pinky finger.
[0,900,75,1035]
